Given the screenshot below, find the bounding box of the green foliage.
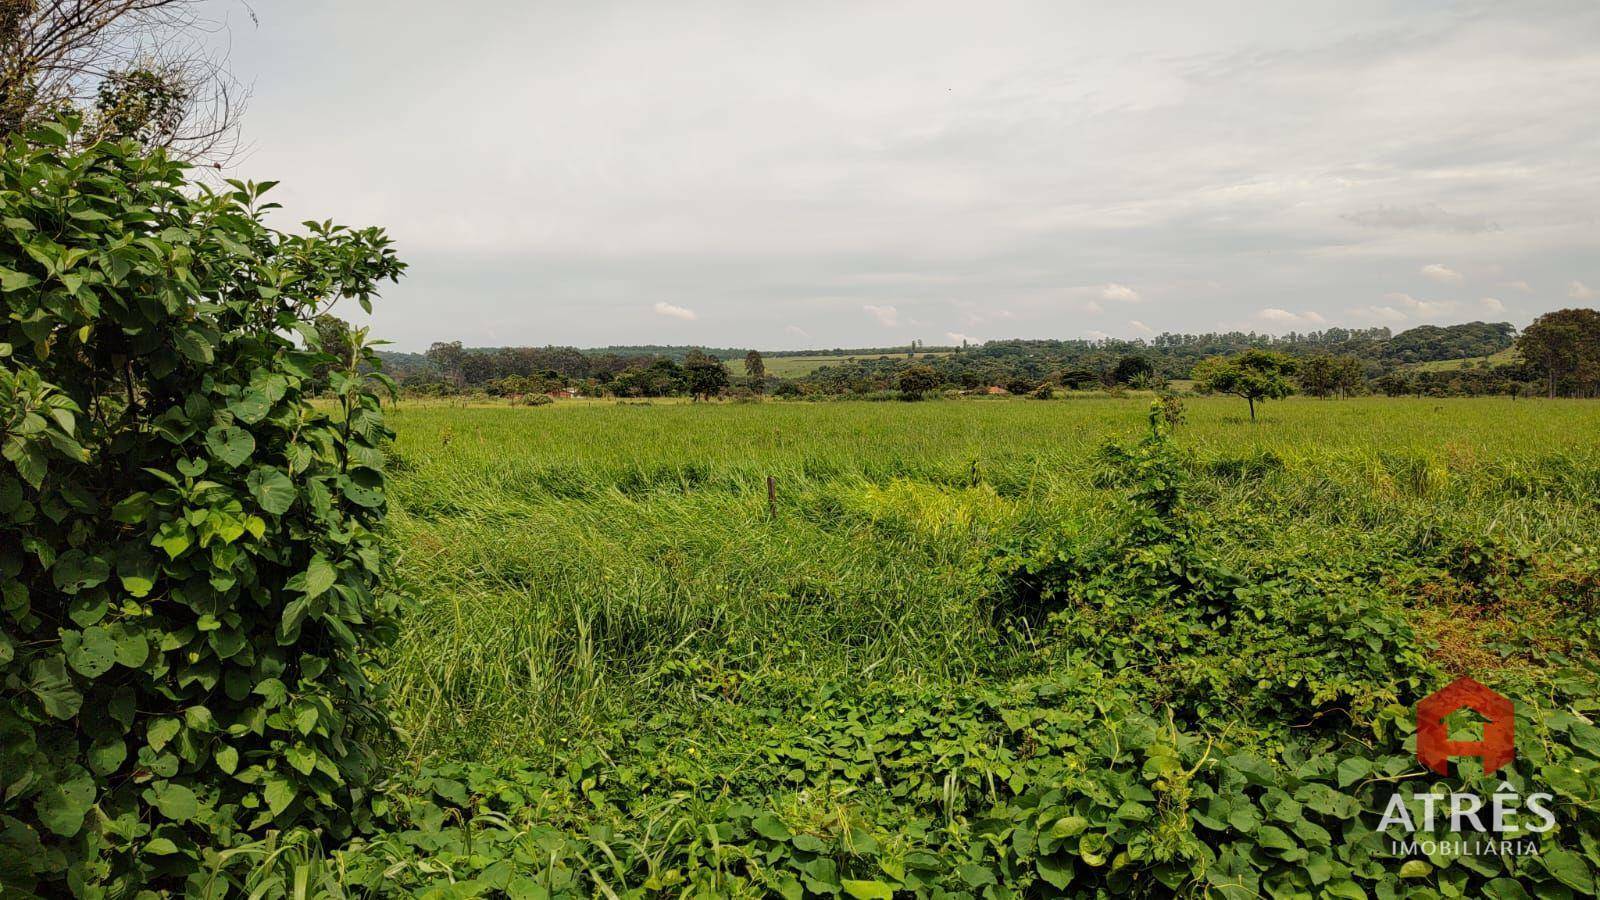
[198,629,1600,898]
[1193,350,1298,419]
[91,67,188,148]
[1299,354,1366,398]
[1382,322,1516,365]
[684,349,731,400]
[992,404,1430,726]
[288,397,1600,896]
[0,120,403,892]
[896,365,940,400]
[1518,308,1600,397]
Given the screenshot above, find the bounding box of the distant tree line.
[396,341,749,400]
[376,314,1600,401]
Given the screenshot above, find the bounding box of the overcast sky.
[213,1,1600,351]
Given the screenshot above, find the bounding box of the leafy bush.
[989,405,1430,727]
[0,121,403,892]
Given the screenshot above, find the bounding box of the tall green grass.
[379,397,1600,760]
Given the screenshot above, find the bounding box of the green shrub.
[0,121,403,892]
[990,404,1430,727]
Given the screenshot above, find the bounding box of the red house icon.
[1416,677,1514,776]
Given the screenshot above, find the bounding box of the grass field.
[1406,347,1520,371]
[349,395,1600,894]
[760,351,953,377]
[380,396,1600,757]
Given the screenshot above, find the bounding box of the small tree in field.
[744,349,766,393]
[1299,354,1338,398]
[684,349,730,401]
[1192,350,1295,420]
[1113,355,1153,385]
[897,365,940,400]
[1374,371,1411,396]
[1518,308,1600,397]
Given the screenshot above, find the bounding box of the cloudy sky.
[213,1,1600,351]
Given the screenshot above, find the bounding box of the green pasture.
[759,351,953,377]
[1406,347,1520,371]
[379,396,1600,760]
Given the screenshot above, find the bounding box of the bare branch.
[1,0,248,162]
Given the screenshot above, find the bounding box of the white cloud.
[1128,320,1154,335]
[1499,280,1533,293]
[1351,305,1410,323]
[1101,283,1141,303]
[1078,300,1105,315]
[1257,308,1326,325]
[1342,204,1498,233]
[1570,280,1597,301]
[1085,330,1111,341]
[784,324,810,338]
[1386,292,1457,316]
[863,304,900,327]
[653,301,697,321]
[1421,264,1464,284]
[1351,292,1459,323]
[945,331,977,345]
[1479,297,1505,313]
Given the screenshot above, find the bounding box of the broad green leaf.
[1335,757,1371,788]
[752,812,791,840]
[254,678,288,708]
[205,425,256,467]
[88,736,127,775]
[1543,848,1594,893]
[263,773,297,817]
[246,467,296,514]
[230,390,271,424]
[52,549,110,593]
[1037,853,1075,890]
[339,470,385,508]
[1398,860,1433,879]
[65,625,116,678]
[0,265,39,292]
[151,782,199,822]
[147,717,181,752]
[304,554,336,599]
[154,520,192,559]
[294,702,319,734]
[114,631,150,668]
[34,766,94,837]
[841,881,896,900]
[1482,878,1535,900]
[29,657,82,719]
[286,745,316,776]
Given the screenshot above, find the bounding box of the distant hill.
[1378,322,1516,364]
[373,322,1516,383]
